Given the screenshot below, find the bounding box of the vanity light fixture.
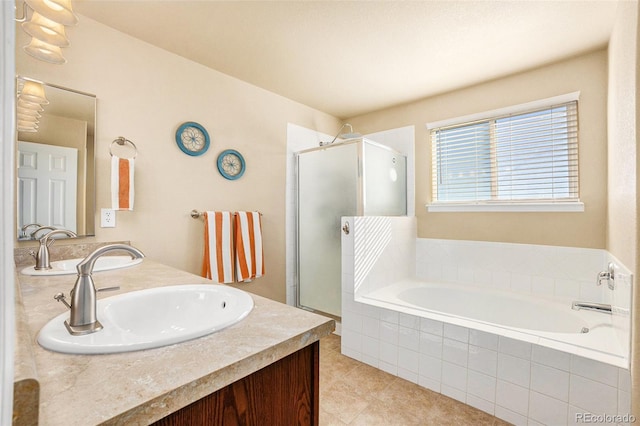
[16,106,41,118]
[22,12,70,47]
[17,98,45,112]
[16,79,49,133]
[23,37,67,64]
[16,0,78,65]
[18,80,49,104]
[17,115,39,124]
[17,121,39,132]
[25,0,78,26]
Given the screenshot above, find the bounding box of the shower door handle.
[342,221,350,235]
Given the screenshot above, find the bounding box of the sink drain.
[581,327,589,333]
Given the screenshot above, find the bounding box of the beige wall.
[607,0,639,416]
[348,49,609,249]
[16,16,341,303]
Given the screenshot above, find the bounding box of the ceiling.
[73,1,620,119]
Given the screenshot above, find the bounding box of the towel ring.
[110,136,138,159]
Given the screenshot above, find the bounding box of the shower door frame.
[295,139,364,320]
[294,138,407,320]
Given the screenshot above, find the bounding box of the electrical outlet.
[101,208,116,228]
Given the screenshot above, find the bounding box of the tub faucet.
[58,244,145,336]
[571,301,612,314]
[32,229,78,270]
[596,262,616,290]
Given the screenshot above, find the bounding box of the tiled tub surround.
[340,216,633,425]
[14,253,334,425]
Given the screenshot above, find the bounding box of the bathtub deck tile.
[530,363,570,402]
[444,323,470,342]
[570,354,619,387]
[531,344,572,371]
[498,336,533,359]
[469,329,499,350]
[468,345,499,377]
[497,353,531,388]
[529,390,569,425]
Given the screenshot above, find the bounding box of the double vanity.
[13,242,334,425]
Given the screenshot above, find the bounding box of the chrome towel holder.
[190,210,262,219]
[110,136,138,159]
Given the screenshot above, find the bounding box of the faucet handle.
[596,262,616,290]
[54,292,71,309]
[97,286,120,293]
[596,270,611,286]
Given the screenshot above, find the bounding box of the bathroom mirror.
[15,76,96,241]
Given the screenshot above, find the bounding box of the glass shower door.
[363,141,407,215]
[297,143,359,317]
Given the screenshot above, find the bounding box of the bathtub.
[357,278,628,368]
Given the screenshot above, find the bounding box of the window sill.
[426,202,585,213]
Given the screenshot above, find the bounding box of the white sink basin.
[37,284,254,354]
[21,255,143,276]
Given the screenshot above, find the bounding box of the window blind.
[431,101,579,204]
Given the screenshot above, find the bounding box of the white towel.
[111,156,134,211]
[202,211,235,283]
[235,211,264,282]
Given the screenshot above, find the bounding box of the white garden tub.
[357,278,628,367]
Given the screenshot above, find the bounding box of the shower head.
[320,123,362,146]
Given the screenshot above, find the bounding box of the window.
[428,95,581,212]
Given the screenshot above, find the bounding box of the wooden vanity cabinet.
[153,341,319,426]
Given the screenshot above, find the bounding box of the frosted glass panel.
[363,142,407,215]
[297,143,358,317]
[296,139,407,318]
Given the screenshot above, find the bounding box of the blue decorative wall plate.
[217,149,246,180]
[175,122,210,156]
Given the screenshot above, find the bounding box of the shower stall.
[296,138,407,319]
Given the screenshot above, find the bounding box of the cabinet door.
[153,342,319,426]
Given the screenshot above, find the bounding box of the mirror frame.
[15,76,97,241]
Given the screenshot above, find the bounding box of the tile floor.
[319,333,511,425]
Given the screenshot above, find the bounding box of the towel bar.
[190,210,262,219]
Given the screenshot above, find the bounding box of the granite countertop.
[14,259,334,425]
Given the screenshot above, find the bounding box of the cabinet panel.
[154,342,319,426]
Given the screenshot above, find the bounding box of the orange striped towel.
[202,211,235,283]
[235,211,264,282]
[111,156,134,210]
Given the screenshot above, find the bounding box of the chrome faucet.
[20,223,42,239]
[57,244,145,336]
[571,301,612,314]
[596,262,616,290]
[29,225,57,239]
[32,229,78,270]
